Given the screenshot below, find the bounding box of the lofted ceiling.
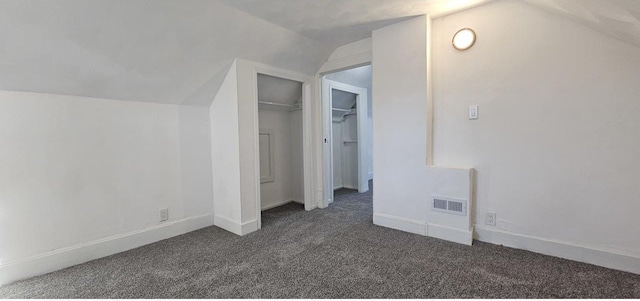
[524,0,640,48]
[1,0,639,105]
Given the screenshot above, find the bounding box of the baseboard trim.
[0,213,215,286]
[475,227,640,275]
[261,200,293,211]
[427,223,473,246]
[373,213,473,246]
[373,213,426,235]
[213,215,258,236]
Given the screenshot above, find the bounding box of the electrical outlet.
[485,212,496,226]
[160,208,169,222]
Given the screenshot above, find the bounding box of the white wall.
[331,115,359,191]
[258,109,299,210]
[210,61,243,227]
[332,121,344,189]
[1,90,214,285]
[341,115,359,190]
[432,1,640,269]
[289,109,305,203]
[372,15,473,245]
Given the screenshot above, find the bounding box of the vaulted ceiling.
[1,0,639,105]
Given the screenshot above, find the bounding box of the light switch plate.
[469,105,479,120]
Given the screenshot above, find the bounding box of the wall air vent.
[432,196,467,216]
[434,198,448,210]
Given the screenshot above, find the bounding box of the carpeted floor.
[2,181,640,298]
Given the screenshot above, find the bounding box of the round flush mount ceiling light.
[452,28,476,51]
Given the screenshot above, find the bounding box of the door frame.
[321,78,369,207]
[252,63,314,229]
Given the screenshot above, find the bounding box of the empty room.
[1,0,639,298]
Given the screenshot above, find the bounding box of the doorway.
[257,73,306,225]
[321,65,372,207]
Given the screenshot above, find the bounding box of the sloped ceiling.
[221,0,495,48]
[523,0,640,48]
[257,74,302,105]
[3,0,639,105]
[0,0,333,105]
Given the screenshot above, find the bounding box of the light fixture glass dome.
[452,28,476,51]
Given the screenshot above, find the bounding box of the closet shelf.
[258,101,294,108]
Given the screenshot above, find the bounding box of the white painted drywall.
[289,109,305,203]
[341,114,359,190]
[372,15,473,245]
[0,1,333,105]
[432,1,640,258]
[0,89,213,275]
[332,121,344,189]
[210,61,242,226]
[258,109,296,209]
[235,60,261,225]
[318,38,372,75]
[331,115,359,191]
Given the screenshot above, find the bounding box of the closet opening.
[321,64,372,207]
[257,73,305,226]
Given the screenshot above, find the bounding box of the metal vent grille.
[434,199,448,210]
[432,196,467,216]
[448,200,463,213]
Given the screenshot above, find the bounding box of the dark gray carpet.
[2,182,640,298]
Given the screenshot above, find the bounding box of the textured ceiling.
[524,0,640,48]
[220,0,495,47]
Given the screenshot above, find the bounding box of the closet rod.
[258,101,294,108]
[332,108,351,112]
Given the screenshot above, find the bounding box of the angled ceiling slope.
[524,0,640,48]
[0,0,334,105]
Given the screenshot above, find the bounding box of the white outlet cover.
[160,209,169,222]
[485,212,496,226]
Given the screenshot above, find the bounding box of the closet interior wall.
[257,74,304,211]
[331,90,358,190]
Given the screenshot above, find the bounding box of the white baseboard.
[213,215,257,236]
[261,200,292,211]
[475,227,640,275]
[427,223,473,246]
[373,213,473,246]
[373,213,426,236]
[0,213,215,286]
